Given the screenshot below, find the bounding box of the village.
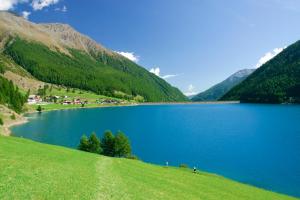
[27,94,126,106]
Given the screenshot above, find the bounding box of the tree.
[0,64,5,74]
[88,132,102,154]
[36,105,42,112]
[114,131,131,157]
[0,117,3,125]
[78,134,89,152]
[102,130,115,156]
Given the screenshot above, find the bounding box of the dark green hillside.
[4,38,187,102]
[221,41,300,103]
[192,69,254,101]
[0,76,27,113]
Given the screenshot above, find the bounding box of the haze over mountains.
[0,11,187,102]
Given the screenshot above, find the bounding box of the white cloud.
[21,10,31,19]
[255,47,284,68]
[55,5,67,12]
[0,0,27,10]
[115,51,139,63]
[161,74,178,79]
[149,67,160,76]
[149,67,178,80]
[184,84,198,96]
[31,0,59,11]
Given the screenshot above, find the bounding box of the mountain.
[0,12,187,102]
[192,69,255,101]
[221,41,300,103]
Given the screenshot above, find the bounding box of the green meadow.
[0,135,297,200]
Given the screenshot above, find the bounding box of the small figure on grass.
[193,166,197,173]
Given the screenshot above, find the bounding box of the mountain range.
[192,69,255,101]
[221,40,300,103]
[0,11,187,102]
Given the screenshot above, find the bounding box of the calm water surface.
[12,104,300,197]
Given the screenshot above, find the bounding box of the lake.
[12,104,300,197]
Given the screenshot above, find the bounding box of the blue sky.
[2,0,300,95]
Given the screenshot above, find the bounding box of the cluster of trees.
[4,38,187,102]
[78,130,132,158]
[0,76,28,113]
[221,40,300,103]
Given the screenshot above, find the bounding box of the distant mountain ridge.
[192,69,255,101]
[0,11,187,102]
[221,40,300,103]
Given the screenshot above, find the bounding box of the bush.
[10,114,16,120]
[179,164,189,168]
[126,155,139,160]
[0,117,3,125]
[36,105,42,112]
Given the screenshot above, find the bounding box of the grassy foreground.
[0,136,298,200]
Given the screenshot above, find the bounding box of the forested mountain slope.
[0,12,187,102]
[221,41,300,103]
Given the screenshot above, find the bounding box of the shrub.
[10,114,16,120]
[36,105,42,112]
[126,155,139,160]
[179,164,189,168]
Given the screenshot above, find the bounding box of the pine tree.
[78,134,89,151]
[88,132,102,154]
[114,131,131,157]
[102,130,115,156]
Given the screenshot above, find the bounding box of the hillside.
[221,41,300,103]
[0,135,297,200]
[0,75,27,113]
[192,69,254,101]
[0,12,187,102]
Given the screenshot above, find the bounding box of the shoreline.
[4,100,239,136]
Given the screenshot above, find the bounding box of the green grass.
[27,103,132,112]
[46,87,111,101]
[0,136,298,200]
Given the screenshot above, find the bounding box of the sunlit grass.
[0,136,298,200]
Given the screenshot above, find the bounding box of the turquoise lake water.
[12,104,300,197]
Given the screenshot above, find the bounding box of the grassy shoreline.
[0,135,298,200]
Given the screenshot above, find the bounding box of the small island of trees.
[78,130,134,158]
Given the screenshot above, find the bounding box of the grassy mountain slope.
[0,12,187,102]
[192,69,254,101]
[0,135,298,200]
[221,41,300,103]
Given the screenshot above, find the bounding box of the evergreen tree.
[36,105,42,112]
[102,130,115,156]
[114,131,131,157]
[88,132,102,154]
[78,134,89,152]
